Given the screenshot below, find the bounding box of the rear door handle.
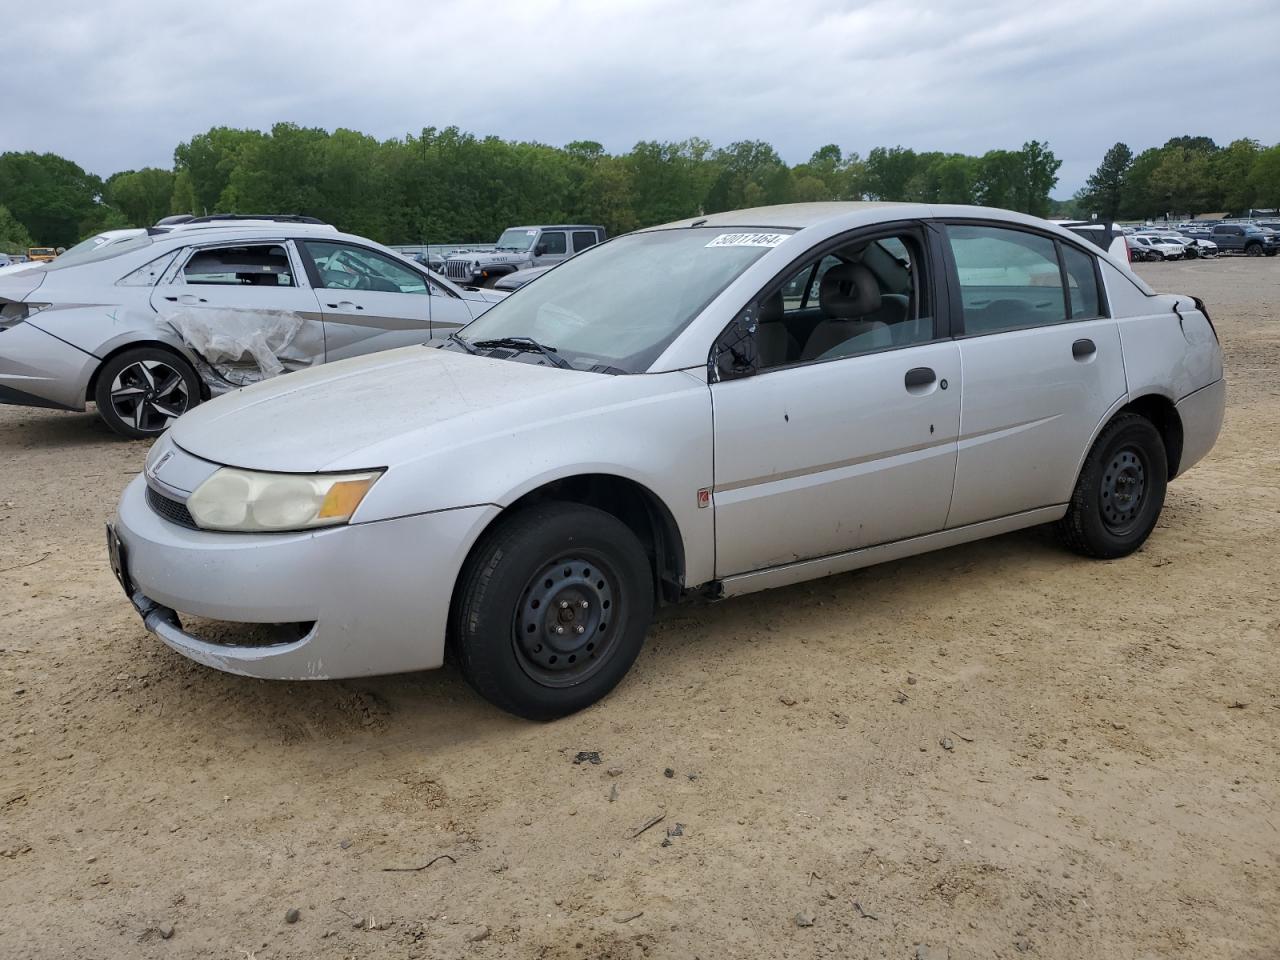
[1072,338,1096,360]
[904,367,936,389]
[163,294,207,305]
[327,301,363,311]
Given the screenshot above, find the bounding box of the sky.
[3,0,1277,196]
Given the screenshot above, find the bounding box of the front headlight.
[186,468,383,532]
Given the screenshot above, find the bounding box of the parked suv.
[443,225,605,286]
[1210,223,1279,257]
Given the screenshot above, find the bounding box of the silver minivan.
[111,203,1225,719]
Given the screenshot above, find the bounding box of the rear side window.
[1060,244,1102,319]
[182,245,295,286]
[572,230,598,252]
[947,225,1066,334]
[539,231,568,255]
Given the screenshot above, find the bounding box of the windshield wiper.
[447,332,477,354]
[473,336,572,370]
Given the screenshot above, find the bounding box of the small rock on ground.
[285,908,300,924]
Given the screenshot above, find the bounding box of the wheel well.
[1121,394,1183,478]
[490,475,686,605]
[87,340,206,403]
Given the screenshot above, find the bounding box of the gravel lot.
[2,258,1277,959]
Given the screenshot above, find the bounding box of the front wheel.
[1055,413,1168,559]
[94,348,201,439]
[1245,243,1263,257]
[451,502,654,720]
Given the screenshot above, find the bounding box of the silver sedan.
[110,203,1225,719]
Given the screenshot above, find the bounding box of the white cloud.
[2,0,1275,193]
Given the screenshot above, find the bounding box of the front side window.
[747,231,933,370]
[947,224,1066,334]
[457,227,790,373]
[539,231,567,255]
[302,241,427,294]
[572,230,598,252]
[181,244,295,286]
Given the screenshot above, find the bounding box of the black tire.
[1245,243,1263,258]
[451,502,654,720]
[1055,413,1168,559]
[94,347,200,440]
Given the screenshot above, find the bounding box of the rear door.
[941,222,1127,528]
[298,240,436,361]
[151,240,327,365]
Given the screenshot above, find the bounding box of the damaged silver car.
[0,215,503,438]
[110,203,1225,720]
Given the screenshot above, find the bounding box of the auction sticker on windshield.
[705,233,788,248]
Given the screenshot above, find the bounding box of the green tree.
[0,204,34,254]
[1147,147,1214,217]
[1214,138,1261,214]
[863,146,919,201]
[1078,142,1132,221]
[172,127,267,213]
[0,152,103,246]
[105,167,176,226]
[1247,145,1280,210]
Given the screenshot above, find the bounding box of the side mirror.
[709,305,760,382]
[534,243,548,256]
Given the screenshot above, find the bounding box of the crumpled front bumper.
[112,474,499,679]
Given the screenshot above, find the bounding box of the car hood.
[452,251,530,265]
[170,345,602,472]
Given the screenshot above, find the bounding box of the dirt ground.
[2,258,1277,960]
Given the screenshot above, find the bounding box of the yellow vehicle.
[27,247,57,262]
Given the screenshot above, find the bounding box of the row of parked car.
[3,201,1226,718]
[1124,221,1280,261]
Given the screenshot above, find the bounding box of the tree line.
[1,122,1276,251]
[1072,136,1280,222]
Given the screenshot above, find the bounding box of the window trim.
[937,219,1110,340]
[709,219,945,380]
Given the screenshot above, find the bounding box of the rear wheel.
[451,502,654,720]
[94,348,200,439]
[1055,413,1168,559]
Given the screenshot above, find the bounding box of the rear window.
[45,231,153,270]
[572,230,599,252]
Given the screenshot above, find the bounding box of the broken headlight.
[186,468,383,532]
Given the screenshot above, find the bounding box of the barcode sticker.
[705,233,788,248]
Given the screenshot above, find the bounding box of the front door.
[710,225,962,576]
[298,240,435,362]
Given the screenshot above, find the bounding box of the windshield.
[457,227,791,373]
[494,228,538,252]
[46,231,153,270]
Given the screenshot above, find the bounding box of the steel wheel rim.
[109,360,189,433]
[1100,445,1148,535]
[512,551,621,688]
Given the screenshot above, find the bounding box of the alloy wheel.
[109,360,190,433]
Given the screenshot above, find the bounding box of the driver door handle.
[163,294,207,305]
[328,301,363,311]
